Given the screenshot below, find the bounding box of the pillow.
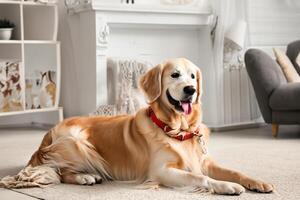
[273,48,300,82]
[296,53,300,72]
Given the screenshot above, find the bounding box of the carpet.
[0,125,300,200]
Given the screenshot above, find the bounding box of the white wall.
[246,0,300,48]
[57,0,80,117]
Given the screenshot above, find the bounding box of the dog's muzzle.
[166,89,193,115]
[183,86,196,96]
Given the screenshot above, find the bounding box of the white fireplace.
[65,0,217,125]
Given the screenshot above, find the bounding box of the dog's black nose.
[183,86,196,96]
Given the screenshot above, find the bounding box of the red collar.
[148,107,201,141]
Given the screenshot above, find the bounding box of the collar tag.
[198,135,207,154]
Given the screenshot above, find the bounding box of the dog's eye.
[191,73,195,79]
[171,72,180,78]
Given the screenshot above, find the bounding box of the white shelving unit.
[0,0,63,123]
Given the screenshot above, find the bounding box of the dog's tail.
[0,128,61,188]
[0,126,111,188]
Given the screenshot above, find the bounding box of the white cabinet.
[0,0,62,123]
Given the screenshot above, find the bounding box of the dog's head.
[139,58,202,117]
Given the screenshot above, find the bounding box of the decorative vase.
[0,28,13,40]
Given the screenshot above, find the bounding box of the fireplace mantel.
[66,0,217,125]
[66,1,214,27]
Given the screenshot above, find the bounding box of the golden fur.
[0,58,273,194]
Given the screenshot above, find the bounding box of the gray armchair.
[245,40,300,137]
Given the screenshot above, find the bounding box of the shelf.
[23,4,57,40]
[0,40,58,44]
[0,3,58,41]
[0,0,61,122]
[67,2,214,28]
[103,11,213,28]
[0,106,62,117]
[23,40,57,44]
[67,1,212,15]
[22,1,56,6]
[0,43,22,59]
[0,40,22,44]
[0,1,56,6]
[93,4,212,15]
[0,3,22,40]
[24,43,59,109]
[0,1,21,5]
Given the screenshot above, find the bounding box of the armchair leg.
[272,124,279,138]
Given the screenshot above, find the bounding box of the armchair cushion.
[296,53,300,72]
[273,48,300,82]
[286,40,300,75]
[269,83,300,111]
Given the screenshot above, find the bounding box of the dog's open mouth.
[166,89,192,115]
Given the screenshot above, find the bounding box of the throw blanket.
[91,58,151,116]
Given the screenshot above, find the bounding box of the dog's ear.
[196,68,202,103]
[139,64,163,103]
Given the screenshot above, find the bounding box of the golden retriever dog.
[0,58,273,195]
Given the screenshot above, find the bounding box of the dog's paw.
[242,178,274,193]
[75,174,102,185]
[91,174,103,184]
[210,180,245,195]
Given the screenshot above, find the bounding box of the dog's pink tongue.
[182,102,192,115]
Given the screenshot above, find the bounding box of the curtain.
[211,0,261,125]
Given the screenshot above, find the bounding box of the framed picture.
[25,70,56,109]
[0,60,24,112]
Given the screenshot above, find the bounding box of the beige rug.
[0,125,300,200]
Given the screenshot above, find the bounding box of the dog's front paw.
[241,178,274,193]
[210,180,245,195]
[75,174,102,185]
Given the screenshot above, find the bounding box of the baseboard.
[209,121,267,132]
[31,122,54,130]
[0,122,54,130]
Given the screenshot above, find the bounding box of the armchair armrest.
[269,83,300,110]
